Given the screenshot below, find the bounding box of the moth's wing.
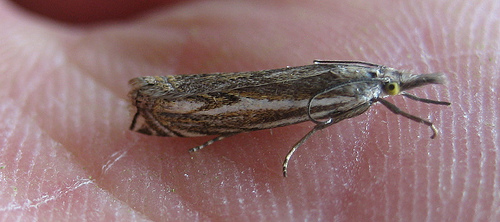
[129,64,356,100]
[128,63,382,137]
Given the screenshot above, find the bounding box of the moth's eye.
[384,82,400,95]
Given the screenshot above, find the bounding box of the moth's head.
[381,68,447,95]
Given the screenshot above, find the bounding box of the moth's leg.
[282,119,334,177]
[376,98,439,139]
[129,110,140,130]
[189,133,238,152]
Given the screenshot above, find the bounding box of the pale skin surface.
[0,0,498,221]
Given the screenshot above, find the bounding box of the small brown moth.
[128,60,450,177]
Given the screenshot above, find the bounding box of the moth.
[128,60,450,177]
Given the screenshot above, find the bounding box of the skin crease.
[0,0,498,221]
